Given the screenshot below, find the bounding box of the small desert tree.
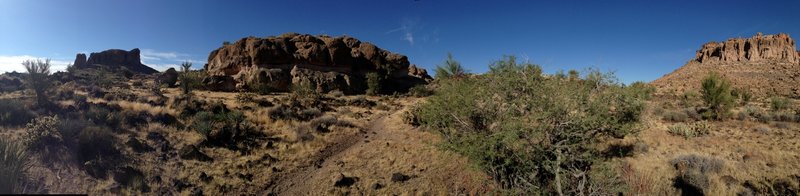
[434,53,467,79]
[180,62,193,95]
[366,72,382,95]
[22,59,52,107]
[700,72,734,120]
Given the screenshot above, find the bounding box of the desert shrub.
[77,126,119,178]
[292,79,319,99]
[667,121,713,139]
[191,105,263,151]
[772,111,795,122]
[680,91,699,108]
[434,53,467,79]
[22,59,52,107]
[0,99,35,126]
[346,95,375,108]
[408,85,433,97]
[249,83,271,95]
[732,88,752,105]
[700,72,734,120]
[235,92,256,104]
[670,154,724,195]
[308,115,356,133]
[663,110,689,122]
[413,56,647,194]
[770,96,792,111]
[23,115,62,150]
[0,138,30,194]
[366,72,383,96]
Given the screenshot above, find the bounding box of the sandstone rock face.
[204,33,432,94]
[653,33,800,98]
[74,53,87,67]
[695,33,799,64]
[75,48,158,74]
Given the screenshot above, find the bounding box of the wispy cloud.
[140,49,205,71]
[0,55,71,73]
[387,18,421,46]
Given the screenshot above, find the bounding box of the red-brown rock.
[205,33,432,94]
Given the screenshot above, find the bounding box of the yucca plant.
[22,59,52,107]
[0,138,30,193]
[434,53,467,79]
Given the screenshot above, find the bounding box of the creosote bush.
[412,55,649,194]
[700,72,734,120]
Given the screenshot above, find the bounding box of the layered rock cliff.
[203,33,432,93]
[73,48,158,74]
[653,33,800,98]
[694,33,799,64]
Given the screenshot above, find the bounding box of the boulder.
[204,33,432,93]
[158,68,179,87]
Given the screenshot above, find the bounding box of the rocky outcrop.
[653,33,800,98]
[694,33,799,64]
[74,53,87,67]
[204,33,432,94]
[74,48,158,74]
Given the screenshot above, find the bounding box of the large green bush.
[700,72,734,120]
[412,56,648,194]
[366,72,382,95]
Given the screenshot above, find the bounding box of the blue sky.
[1,0,798,83]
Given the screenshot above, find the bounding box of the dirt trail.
[267,100,494,195]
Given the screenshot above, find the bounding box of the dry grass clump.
[0,99,35,126]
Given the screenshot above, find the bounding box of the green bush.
[292,79,319,98]
[0,99,35,126]
[408,85,433,97]
[413,55,647,194]
[770,96,792,111]
[366,72,382,95]
[700,72,734,120]
[434,53,467,79]
[0,138,30,194]
[23,115,62,150]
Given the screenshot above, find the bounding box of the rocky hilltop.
[203,33,432,93]
[694,33,799,64]
[73,48,158,74]
[653,33,800,98]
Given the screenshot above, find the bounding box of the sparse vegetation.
[412,55,649,194]
[0,100,35,126]
[22,59,52,107]
[668,121,713,139]
[770,96,792,111]
[0,138,30,194]
[700,72,734,120]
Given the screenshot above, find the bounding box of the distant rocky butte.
[203,33,432,93]
[652,33,800,98]
[73,48,158,74]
